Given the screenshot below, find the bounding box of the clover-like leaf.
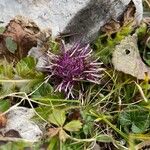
[48,128,60,138]
[5,37,17,54]
[119,105,150,133]
[64,120,82,132]
[32,83,53,97]
[15,56,37,78]
[59,128,69,142]
[48,109,66,127]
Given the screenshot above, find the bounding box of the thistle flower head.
[44,41,104,98]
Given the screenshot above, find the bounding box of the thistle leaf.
[64,120,82,132]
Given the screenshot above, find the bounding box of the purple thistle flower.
[43,41,104,98]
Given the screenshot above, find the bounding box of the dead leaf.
[0,114,7,128]
[100,1,136,35]
[135,140,150,150]
[122,1,136,25]
[59,128,69,142]
[100,19,120,35]
[143,17,150,26]
[67,109,81,121]
[0,16,40,63]
[112,34,150,79]
[48,128,60,138]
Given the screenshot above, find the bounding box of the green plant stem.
[67,134,96,143]
[102,117,128,141]
[60,140,63,150]
[90,111,128,142]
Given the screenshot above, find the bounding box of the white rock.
[0,107,43,142]
[0,0,143,42]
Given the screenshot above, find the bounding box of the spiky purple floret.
[44,42,104,98]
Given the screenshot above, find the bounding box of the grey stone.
[0,107,43,141]
[0,0,143,43]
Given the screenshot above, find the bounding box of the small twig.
[27,75,51,96]
[135,82,148,103]
[2,98,26,115]
[1,75,52,122]
[24,93,48,123]
[0,136,35,143]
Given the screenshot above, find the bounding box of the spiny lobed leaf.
[0,57,45,95]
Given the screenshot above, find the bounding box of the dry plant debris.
[0,16,40,63]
